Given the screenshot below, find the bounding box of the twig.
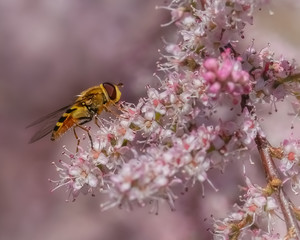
[255,133,300,239]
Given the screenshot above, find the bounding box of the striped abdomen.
[51,108,78,141]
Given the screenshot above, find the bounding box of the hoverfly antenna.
[117,83,124,87]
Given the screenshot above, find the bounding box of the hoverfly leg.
[112,101,125,112]
[104,105,124,119]
[78,125,94,150]
[103,106,116,115]
[94,116,101,128]
[73,127,80,153]
[74,124,94,150]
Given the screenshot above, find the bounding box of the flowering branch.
[255,133,300,239]
[49,0,300,238]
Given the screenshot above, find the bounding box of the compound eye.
[103,82,117,100]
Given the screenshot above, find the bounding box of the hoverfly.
[27,82,122,149]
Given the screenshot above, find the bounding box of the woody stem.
[255,133,300,238]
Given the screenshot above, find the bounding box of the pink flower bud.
[202,71,216,83]
[204,58,219,71]
[209,82,221,94]
[217,60,233,81]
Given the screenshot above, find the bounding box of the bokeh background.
[1,1,300,240]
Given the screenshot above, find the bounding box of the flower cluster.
[214,177,279,239]
[202,49,252,101]
[50,0,300,238]
[243,46,299,103]
[51,147,103,199]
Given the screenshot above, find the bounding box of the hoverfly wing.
[28,124,55,143]
[27,105,71,143]
[26,105,70,128]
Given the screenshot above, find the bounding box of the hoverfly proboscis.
[27,82,122,150]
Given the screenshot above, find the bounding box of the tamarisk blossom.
[50,0,300,238]
[214,177,279,239]
[50,146,103,199]
[202,49,252,102]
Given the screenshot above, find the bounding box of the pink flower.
[51,147,103,199]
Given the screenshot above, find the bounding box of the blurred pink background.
[1,1,300,239]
